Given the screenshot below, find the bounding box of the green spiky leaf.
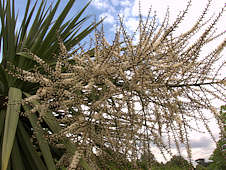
[1,87,22,170]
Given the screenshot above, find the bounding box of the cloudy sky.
[2,0,226,164]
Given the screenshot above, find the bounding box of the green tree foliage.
[196,165,208,170]
[94,148,135,170]
[165,155,193,169]
[137,152,161,170]
[208,140,226,170]
[207,105,226,170]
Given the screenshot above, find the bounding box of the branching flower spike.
[7,0,226,168]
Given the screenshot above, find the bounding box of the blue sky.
[3,0,226,46]
[4,0,226,50]
[13,0,133,43]
[1,0,226,164]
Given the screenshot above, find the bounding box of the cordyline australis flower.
[7,0,225,168]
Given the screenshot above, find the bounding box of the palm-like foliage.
[0,0,101,169]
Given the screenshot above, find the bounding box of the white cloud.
[190,136,212,149]
[124,17,139,32]
[151,134,217,165]
[120,7,132,18]
[99,12,115,23]
[92,0,117,14]
[92,0,109,9]
[111,0,120,6]
[120,0,131,7]
[131,0,226,32]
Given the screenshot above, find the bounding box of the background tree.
[207,105,226,170]
[165,155,193,169]
[4,0,226,169]
[0,0,101,170]
[196,165,208,170]
[137,150,161,169]
[94,147,135,170]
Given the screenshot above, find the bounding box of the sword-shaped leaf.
[23,104,56,170]
[17,120,47,170]
[1,87,22,170]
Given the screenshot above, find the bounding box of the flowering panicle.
[6,0,226,168]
